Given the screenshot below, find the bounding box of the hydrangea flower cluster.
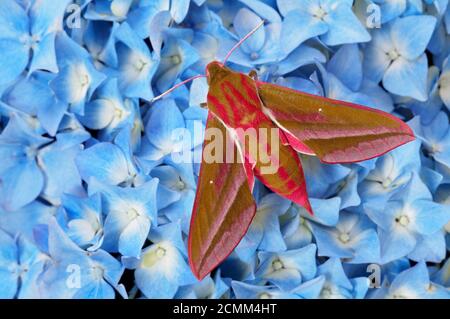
[0,0,449,299]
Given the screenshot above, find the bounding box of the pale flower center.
[20,34,41,50]
[156,247,166,258]
[387,49,400,61]
[175,179,186,191]
[381,177,392,188]
[299,216,306,226]
[338,232,350,244]
[272,259,284,271]
[171,55,181,65]
[126,208,139,220]
[92,265,104,280]
[80,73,90,87]
[396,215,410,227]
[134,59,148,72]
[313,7,328,20]
[142,246,167,268]
[321,286,333,299]
[429,143,442,155]
[115,107,124,119]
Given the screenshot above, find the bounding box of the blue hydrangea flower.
[35,218,125,299]
[371,261,449,299]
[90,178,159,258]
[366,173,450,263]
[364,15,436,101]
[0,115,52,210]
[278,0,370,55]
[151,162,196,233]
[79,78,143,148]
[80,78,130,132]
[114,22,160,101]
[0,229,48,298]
[76,130,141,187]
[57,193,104,252]
[405,66,444,124]
[312,211,380,264]
[411,112,450,174]
[254,244,317,290]
[133,222,196,299]
[82,20,119,68]
[218,8,281,67]
[325,44,395,113]
[316,258,369,299]
[0,115,78,211]
[127,0,170,39]
[50,32,106,115]
[155,36,199,92]
[359,140,422,207]
[231,281,299,299]
[234,193,291,261]
[3,71,67,136]
[282,197,341,250]
[139,99,187,163]
[176,270,230,299]
[0,0,71,88]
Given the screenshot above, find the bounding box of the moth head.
[206,61,230,85]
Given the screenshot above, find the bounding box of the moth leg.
[249,70,258,81]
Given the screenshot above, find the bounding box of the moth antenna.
[151,74,206,103]
[223,20,265,65]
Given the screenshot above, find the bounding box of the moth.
[152,22,415,280]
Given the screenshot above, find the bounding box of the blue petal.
[0,0,28,38]
[378,227,416,264]
[0,39,29,87]
[389,262,429,297]
[363,27,394,83]
[321,3,371,46]
[327,44,363,91]
[39,144,85,204]
[383,54,429,101]
[391,15,436,59]
[118,216,151,257]
[145,99,186,152]
[276,0,315,16]
[116,22,159,100]
[413,200,450,235]
[76,143,130,185]
[239,0,281,23]
[28,32,58,74]
[233,8,266,54]
[280,10,328,55]
[127,1,169,39]
[408,232,447,263]
[276,45,326,75]
[170,0,190,23]
[0,160,44,211]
